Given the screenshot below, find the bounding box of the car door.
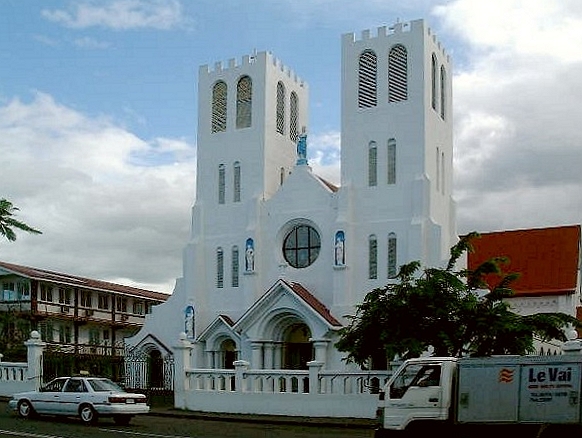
[34,378,67,414]
[59,378,87,415]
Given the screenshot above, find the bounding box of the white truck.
[375,355,582,437]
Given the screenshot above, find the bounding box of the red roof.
[0,260,169,301]
[283,280,342,326]
[467,225,580,297]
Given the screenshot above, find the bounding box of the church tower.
[196,52,308,207]
[338,19,455,300]
[185,52,309,333]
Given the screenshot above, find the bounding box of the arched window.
[440,65,446,120]
[368,235,378,279]
[231,246,239,287]
[431,54,437,111]
[218,164,225,204]
[211,81,227,133]
[387,232,397,278]
[358,50,377,108]
[290,91,299,143]
[276,81,285,135]
[388,45,408,102]
[236,76,252,129]
[387,138,396,185]
[368,141,377,186]
[233,161,241,202]
[216,247,224,288]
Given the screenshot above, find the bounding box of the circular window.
[283,224,321,268]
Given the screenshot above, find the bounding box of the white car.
[9,376,150,425]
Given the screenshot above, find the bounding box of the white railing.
[0,362,27,383]
[177,359,393,419]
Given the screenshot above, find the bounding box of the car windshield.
[87,378,124,392]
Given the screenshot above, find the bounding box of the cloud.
[0,92,196,293]
[41,0,186,30]
[433,0,582,234]
[73,37,110,49]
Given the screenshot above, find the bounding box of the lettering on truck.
[526,366,574,404]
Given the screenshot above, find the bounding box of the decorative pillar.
[251,341,263,369]
[233,360,249,393]
[173,332,193,409]
[311,339,330,365]
[263,342,274,369]
[273,343,282,369]
[562,329,582,355]
[25,331,46,391]
[307,360,323,394]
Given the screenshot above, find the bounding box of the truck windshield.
[390,364,441,399]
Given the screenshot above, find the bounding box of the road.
[0,400,375,438]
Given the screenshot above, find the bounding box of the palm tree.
[0,198,42,242]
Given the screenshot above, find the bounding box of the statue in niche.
[245,238,255,272]
[334,231,345,266]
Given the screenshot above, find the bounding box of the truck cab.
[377,357,457,431]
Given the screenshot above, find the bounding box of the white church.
[126,19,455,379]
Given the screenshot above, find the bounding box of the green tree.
[0,198,42,242]
[336,232,579,368]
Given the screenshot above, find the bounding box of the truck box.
[457,355,582,424]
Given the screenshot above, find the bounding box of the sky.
[1,0,581,294]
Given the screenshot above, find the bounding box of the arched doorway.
[220,339,237,369]
[282,323,312,370]
[148,349,164,389]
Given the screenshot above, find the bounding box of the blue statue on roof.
[296,133,308,165]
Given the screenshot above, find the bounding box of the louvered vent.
[358,51,377,108]
[388,45,408,102]
[211,81,227,133]
[276,82,285,135]
[236,76,252,129]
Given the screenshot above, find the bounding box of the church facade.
[126,19,456,373]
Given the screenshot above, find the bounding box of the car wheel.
[113,415,132,425]
[17,400,36,419]
[79,404,98,425]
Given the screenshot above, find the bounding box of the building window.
[387,138,396,185]
[58,287,71,305]
[133,300,144,315]
[368,141,377,186]
[388,44,408,102]
[211,80,227,133]
[369,235,378,279]
[236,75,252,129]
[58,324,71,344]
[217,247,224,288]
[440,65,446,120]
[290,91,298,143]
[232,246,239,287]
[431,54,437,111]
[116,296,127,313]
[283,224,321,269]
[218,164,225,204]
[40,321,54,342]
[233,161,241,202]
[40,284,53,302]
[98,294,109,310]
[388,233,397,278]
[89,329,100,346]
[276,81,285,135]
[80,290,92,307]
[358,50,377,108]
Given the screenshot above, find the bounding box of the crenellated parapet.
[199,51,306,87]
[342,19,450,64]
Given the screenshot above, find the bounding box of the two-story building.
[0,260,168,379]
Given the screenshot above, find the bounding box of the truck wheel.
[17,400,36,419]
[79,404,98,425]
